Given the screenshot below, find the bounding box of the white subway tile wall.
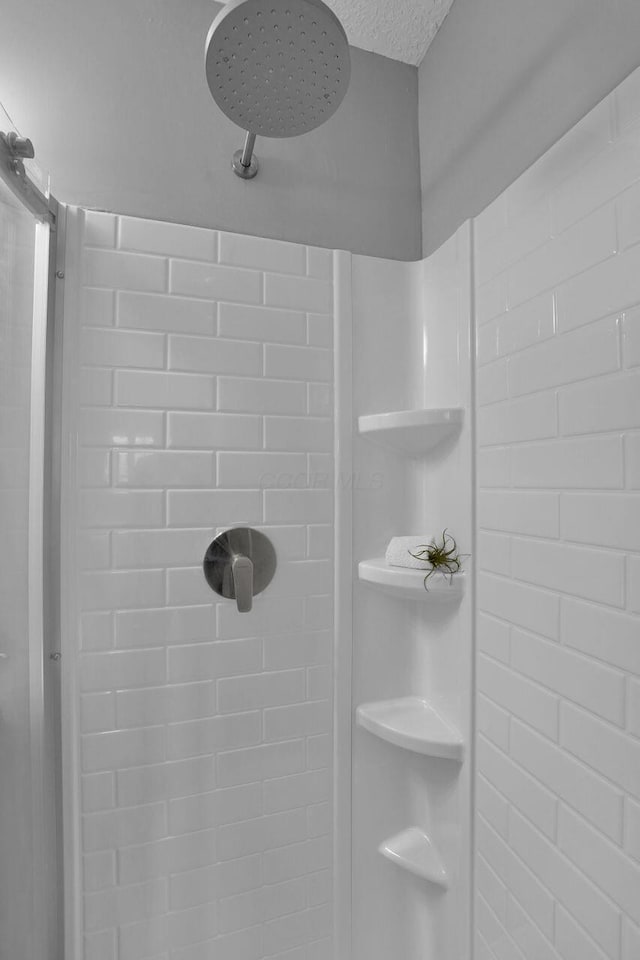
[74,212,334,960]
[475,68,640,960]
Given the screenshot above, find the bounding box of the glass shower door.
[0,152,56,958]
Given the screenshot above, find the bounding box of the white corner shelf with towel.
[358,558,465,602]
[356,696,464,761]
[357,407,463,456]
[379,828,448,888]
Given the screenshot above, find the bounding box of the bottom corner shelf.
[356,696,464,761]
[378,827,448,889]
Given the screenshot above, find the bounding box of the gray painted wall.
[0,0,421,260]
[419,0,640,255]
[7,0,639,261]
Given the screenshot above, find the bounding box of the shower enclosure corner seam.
[56,205,84,960]
[333,248,354,960]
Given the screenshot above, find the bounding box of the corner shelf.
[358,558,465,602]
[379,828,448,888]
[356,697,464,761]
[357,407,463,456]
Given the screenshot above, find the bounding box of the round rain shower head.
[205,0,351,140]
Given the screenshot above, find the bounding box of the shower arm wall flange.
[232,131,259,179]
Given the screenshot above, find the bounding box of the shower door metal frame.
[0,138,64,959]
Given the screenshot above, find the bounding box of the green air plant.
[409,529,467,590]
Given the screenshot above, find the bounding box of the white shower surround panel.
[64,211,335,960]
[474,65,640,960]
[55,65,640,960]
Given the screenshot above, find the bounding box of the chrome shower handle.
[231,554,254,613]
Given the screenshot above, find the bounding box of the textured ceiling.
[221,0,455,66]
[326,0,455,65]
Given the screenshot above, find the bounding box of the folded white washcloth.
[385,536,435,569]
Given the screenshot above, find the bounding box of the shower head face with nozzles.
[205,0,351,139]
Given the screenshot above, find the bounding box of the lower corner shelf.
[379,828,448,888]
[356,696,464,761]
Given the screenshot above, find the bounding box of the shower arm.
[232,131,259,180]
